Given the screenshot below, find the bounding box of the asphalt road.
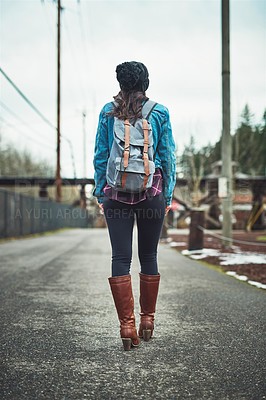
[0,228,265,400]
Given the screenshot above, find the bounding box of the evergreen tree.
[180,104,266,178]
[233,105,264,175]
[258,109,266,176]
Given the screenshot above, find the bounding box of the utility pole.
[82,111,87,177]
[56,0,62,202]
[221,0,232,248]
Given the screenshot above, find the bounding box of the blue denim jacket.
[93,101,177,206]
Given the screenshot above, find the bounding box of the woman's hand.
[98,202,104,215]
[165,205,171,216]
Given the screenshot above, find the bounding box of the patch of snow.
[182,248,220,257]
[234,275,248,282]
[226,272,266,290]
[185,217,191,225]
[219,214,237,223]
[182,249,193,256]
[168,228,189,235]
[220,253,266,265]
[169,242,186,247]
[182,248,266,265]
[166,237,173,243]
[190,254,210,260]
[226,271,237,276]
[233,204,252,211]
[248,280,266,290]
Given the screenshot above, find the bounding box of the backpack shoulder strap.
[142,100,157,120]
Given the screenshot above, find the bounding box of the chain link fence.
[0,188,91,239]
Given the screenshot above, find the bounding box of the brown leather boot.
[108,274,140,351]
[138,272,160,341]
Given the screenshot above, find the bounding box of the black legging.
[102,194,166,277]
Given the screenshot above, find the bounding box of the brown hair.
[109,90,149,121]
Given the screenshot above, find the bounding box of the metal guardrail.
[0,188,90,239]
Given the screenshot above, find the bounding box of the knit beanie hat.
[116,61,149,92]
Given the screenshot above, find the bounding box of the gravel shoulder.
[168,230,266,285]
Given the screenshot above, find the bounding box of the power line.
[0,100,53,142]
[0,115,77,177]
[63,6,78,15]
[0,116,56,151]
[63,136,77,178]
[77,0,97,128]
[77,0,99,114]
[41,0,56,44]
[79,1,96,79]
[44,1,86,112]
[62,15,87,106]
[0,66,56,130]
[77,2,92,93]
[0,66,77,177]
[0,100,75,168]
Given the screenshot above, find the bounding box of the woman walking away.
[93,61,176,350]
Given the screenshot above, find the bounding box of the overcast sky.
[1,0,265,178]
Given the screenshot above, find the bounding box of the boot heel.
[143,329,152,342]
[122,338,132,351]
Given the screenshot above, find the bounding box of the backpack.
[106,100,157,193]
